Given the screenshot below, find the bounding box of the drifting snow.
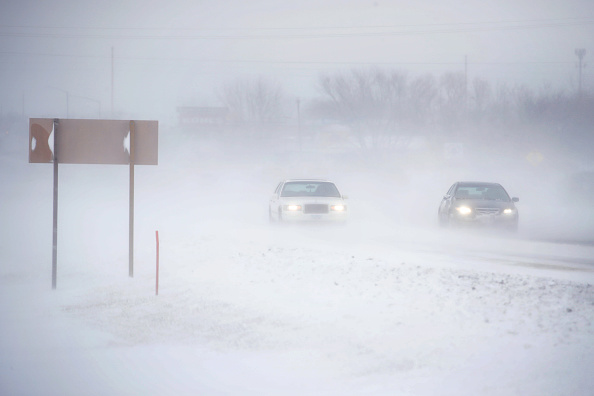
[2,135,594,395]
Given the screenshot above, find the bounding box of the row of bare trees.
[218,67,592,152]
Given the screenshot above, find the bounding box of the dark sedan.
[438,182,519,231]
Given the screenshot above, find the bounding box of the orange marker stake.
[156,230,160,296]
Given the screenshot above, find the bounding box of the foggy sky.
[1,0,593,121]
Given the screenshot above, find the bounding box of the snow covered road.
[2,145,594,395]
[3,218,594,395]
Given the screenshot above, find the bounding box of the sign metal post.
[129,120,135,277]
[51,119,59,289]
[29,118,158,289]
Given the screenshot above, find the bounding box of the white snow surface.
[2,137,594,396]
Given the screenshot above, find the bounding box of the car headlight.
[503,208,515,215]
[284,204,302,211]
[455,206,472,215]
[330,204,346,211]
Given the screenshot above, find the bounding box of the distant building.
[177,107,229,130]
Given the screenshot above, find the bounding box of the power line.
[1,16,591,32]
[0,50,576,66]
[0,17,592,40]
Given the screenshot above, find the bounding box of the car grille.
[304,204,329,214]
[475,208,500,215]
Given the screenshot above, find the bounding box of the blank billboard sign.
[29,118,158,165]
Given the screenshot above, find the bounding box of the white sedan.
[269,179,348,223]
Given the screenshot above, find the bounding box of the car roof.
[457,181,503,187]
[282,179,335,183]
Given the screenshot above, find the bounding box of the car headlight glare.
[285,204,302,211]
[503,208,514,214]
[331,204,346,211]
[456,206,472,215]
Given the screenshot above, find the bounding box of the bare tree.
[439,71,467,128]
[219,77,285,137]
[471,78,492,113]
[467,77,492,125]
[407,74,438,126]
[488,82,514,126]
[511,84,535,124]
[316,68,407,149]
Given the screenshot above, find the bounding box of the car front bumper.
[452,213,518,229]
[280,210,348,223]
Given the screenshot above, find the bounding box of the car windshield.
[455,184,510,201]
[281,181,341,197]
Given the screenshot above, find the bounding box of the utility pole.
[575,48,586,97]
[296,98,302,151]
[464,55,468,111]
[111,46,114,117]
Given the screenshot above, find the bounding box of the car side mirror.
[512,197,519,202]
[443,194,450,200]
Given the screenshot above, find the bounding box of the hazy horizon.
[1,0,592,121]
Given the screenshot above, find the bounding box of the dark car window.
[281,182,341,197]
[455,185,510,201]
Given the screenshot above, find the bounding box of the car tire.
[447,212,459,229]
[438,213,448,228]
